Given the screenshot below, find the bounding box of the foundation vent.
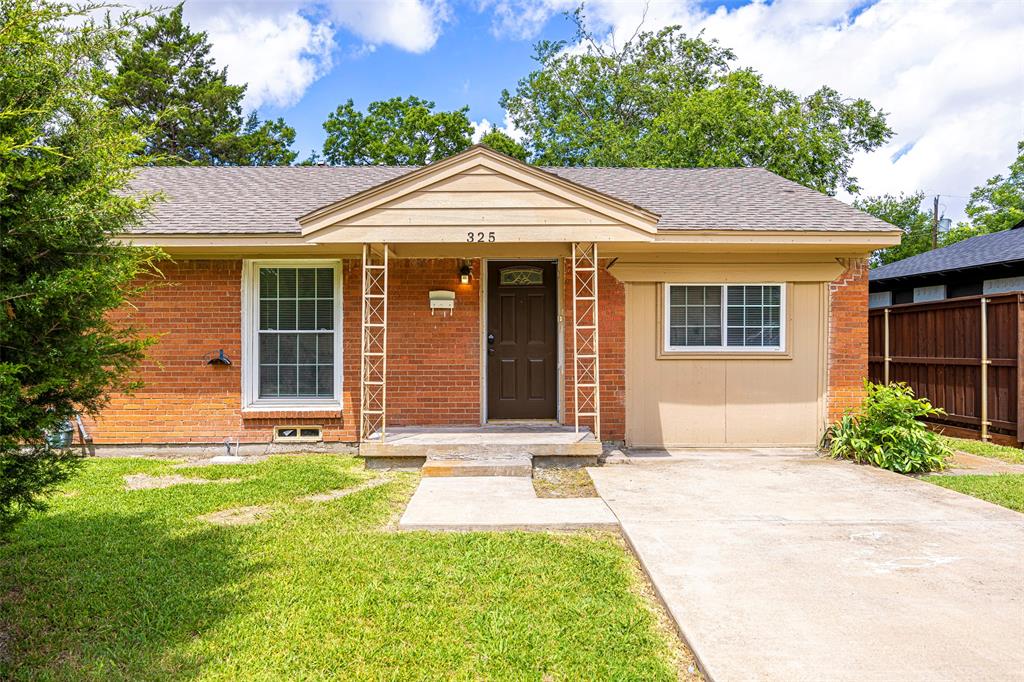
[274,426,323,443]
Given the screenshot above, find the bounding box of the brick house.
[93,146,899,461]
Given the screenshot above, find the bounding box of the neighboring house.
[92,146,899,458]
[869,220,1024,308]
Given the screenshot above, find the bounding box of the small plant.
[825,381,951,474]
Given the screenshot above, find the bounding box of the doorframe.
[479,257,564,425]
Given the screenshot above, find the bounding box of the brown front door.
[487,260,558,420]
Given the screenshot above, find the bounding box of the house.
[869,220,1024,308]
[92,146,900,461]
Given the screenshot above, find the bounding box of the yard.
[924,437,1024,512]
[0,455,692,681]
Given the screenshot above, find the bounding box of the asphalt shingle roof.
[125,165,897,235]
[869,226,1024,282]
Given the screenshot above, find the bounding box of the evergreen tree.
[106,4,296,166]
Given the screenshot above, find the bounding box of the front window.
[664,284,785,352]
[244,261,342,408]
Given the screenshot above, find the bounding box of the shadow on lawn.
[1,509,262,680]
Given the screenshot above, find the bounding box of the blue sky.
[257,7,571,159]
[178,0,1022,219]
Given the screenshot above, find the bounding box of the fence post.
[883,307,891,384]
[980,297,990,442]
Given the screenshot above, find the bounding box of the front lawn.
[940,436,1024,464]
[923,474,1024,513]
[0,456,688,680]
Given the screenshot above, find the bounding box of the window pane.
[279,269,296,298]
[259,269,278,298]
[667,285,723,348]
[297,365,317,396]
[279,333,297,364]
[317,268,334,298]
[297,300,316,330]
[297,269,316,298]
[725,285,781,348]
[257,265,338,400]
[316,333,333,363]
[259,300,277,330]
[259,334,277,364]
[316,300,333,330]
[278,299,296,330]
[317,365,333,395]
[298,334,317,364]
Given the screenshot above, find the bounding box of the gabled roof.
[124,148,899,235]
[870,224,1024,282]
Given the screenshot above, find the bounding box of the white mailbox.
[429,290,455,316]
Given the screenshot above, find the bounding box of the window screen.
[258,267,335,398]
[666,284,783,351]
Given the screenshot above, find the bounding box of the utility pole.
[931,195,940,249]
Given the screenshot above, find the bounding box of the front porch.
[360,424,603,468]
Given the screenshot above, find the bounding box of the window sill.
[242,405,342,419]
[657,349,792,361]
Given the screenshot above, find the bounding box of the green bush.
[825,382,951,474]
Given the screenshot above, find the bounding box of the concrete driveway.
[588,452,1024,681]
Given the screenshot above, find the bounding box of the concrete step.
[421,454,533,477]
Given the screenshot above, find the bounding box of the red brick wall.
[89,259,357,444]
[562,259,626,443]
[385,258,481,426]
[827,258,870,423]
[91,256,634,445]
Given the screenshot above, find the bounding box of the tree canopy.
[105,3,296,166]
[478,129,528,161]
[1,0,162,532]
[853,193,933,266]
[963,140,1024,234]
[321,96,474,165]
[501,10,892,195]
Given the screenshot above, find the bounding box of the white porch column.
[571,242,601,439]
[360,244,388,441]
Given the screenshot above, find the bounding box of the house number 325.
[466,231,496,243]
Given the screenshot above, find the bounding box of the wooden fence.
[868,292,1023,446]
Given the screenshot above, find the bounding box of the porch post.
[360,244,388,441]
[571,242,601,440]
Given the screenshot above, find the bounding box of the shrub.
[825,382,951,474]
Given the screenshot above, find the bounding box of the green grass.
[924,474,1024,512]
[940,436,1024,464]
[0,456,680,681]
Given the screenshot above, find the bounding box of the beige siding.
[625,281,827,447]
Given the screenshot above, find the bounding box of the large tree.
[0,0,160,532]
[105,3,296,166]
[854,192,933,266]
[501,9,892,195]
[963,140,1024,234]
[321,96,474,165]
[479,128,528,161]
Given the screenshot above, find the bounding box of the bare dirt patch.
[123,474,242,491]
[532,467,598,498]
[299,475,393,503]
[198,505,273,526]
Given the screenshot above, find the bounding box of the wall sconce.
[459,261,472,285]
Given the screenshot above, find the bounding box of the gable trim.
[297,145,661,237]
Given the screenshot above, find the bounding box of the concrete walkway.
[942,450,1024,476]
[589,452,1024,681]
[398,476,617,531]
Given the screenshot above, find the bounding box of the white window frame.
[241,259,343,411]
[663,283,786,353]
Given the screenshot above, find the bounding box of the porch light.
[459,262,472,285]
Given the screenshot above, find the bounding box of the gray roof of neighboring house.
[869,224,1024,283]
[124,165,898,235]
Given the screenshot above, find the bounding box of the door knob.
[487,333,495,345]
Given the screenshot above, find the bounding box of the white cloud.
[485,0,1024,220]
[151,1,452,109]
[471,111,526,142]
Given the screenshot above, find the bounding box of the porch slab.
[398,476,618,531]
[360,424,602,460]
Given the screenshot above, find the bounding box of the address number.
[467,231,496,243]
